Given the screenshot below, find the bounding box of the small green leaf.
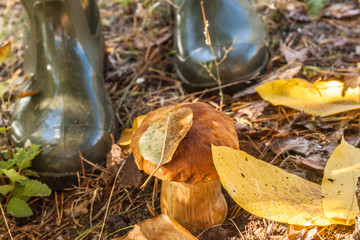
[14,144,41,171]
[306,0,326,18]
[22,169,40,178]
[6,197,33,218]
[0,159,16,170]
[0,169,27,183]
[22,179,51,197]
[11,184,30,201]
[0,184,14,196]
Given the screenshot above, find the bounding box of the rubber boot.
[175,0,269,89]
[10,0,118,189]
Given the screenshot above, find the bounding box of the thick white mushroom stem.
[160,179,228,233]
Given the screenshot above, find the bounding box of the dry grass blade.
[0,202,14,240]
[98,160,126,240]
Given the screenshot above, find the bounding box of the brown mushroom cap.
[131,102,239,184]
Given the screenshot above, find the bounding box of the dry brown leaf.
[323,3,360,18]
[119,154,143,188]
[115,214,197,240]
[280,41,308,63]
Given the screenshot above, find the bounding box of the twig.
[0,202,13,240]
[78,152,112,174]
[229,218,245,240]
[98,160,126,240]
[199,1,235,111]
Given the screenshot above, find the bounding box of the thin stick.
[229,218,245,240]
[79,151,86,178]
[0,202,14,240]
[98,160,126,240]
[55,191,61,225]
[199,1,232,111]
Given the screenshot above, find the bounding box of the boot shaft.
[11,0,118,189]
[21,0,103,76]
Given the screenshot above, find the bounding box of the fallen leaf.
[0,41,11,66]
[64,200,90,218]
[139,107,193,168]
[17,90,39,99]
[103,144,123,182]
[323,3,360,19]
[234,102,269,120]
[133,114,147,129]
[212,145,334,226]
[321,138,360,225]
[343,74,360,96]
[118,114,147,146]
[118,129,135,146]
[119,154,143,188]
[270,137,336,171]
[138,107,193,188]
[280,41,308,63]
[256,78,360,117]
[115,214,197,240]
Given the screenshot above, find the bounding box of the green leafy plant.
[0,14,51,220]
[0,141,51,218]
[306,0,327,18]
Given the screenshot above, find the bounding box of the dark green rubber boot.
[10,0,118,189]
[175,0,269,89]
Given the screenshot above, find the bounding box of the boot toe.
[176,40,269,88]
[175,0,269,89]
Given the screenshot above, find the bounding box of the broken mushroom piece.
[131,102,239,232]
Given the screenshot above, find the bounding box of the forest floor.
[1,0,360,239]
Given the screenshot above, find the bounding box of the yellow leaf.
[118,129,135,146]
[255,78,360,117]
[321,138,360,225]
[212,145,334,226]
[118,114,147,146]
[139,107,193,166]
[0,41,11,66]
[139,107,193,188]
[116,214,198,240]
[133,114,147,129]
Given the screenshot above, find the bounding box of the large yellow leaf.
[255,78,360,117]
[321,139,360,225]
[212,145,334,226]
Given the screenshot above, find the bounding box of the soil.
[1,0,360,239]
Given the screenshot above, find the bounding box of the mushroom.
[131,102,239,232]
